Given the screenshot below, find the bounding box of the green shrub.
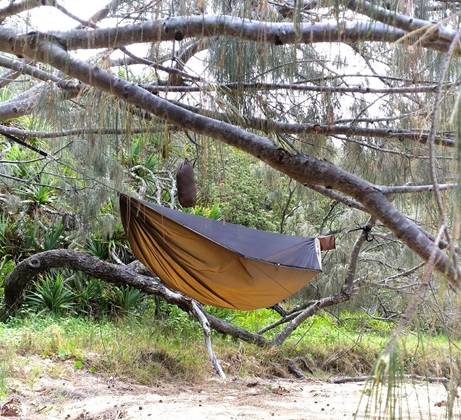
[107,285,146,316]
[67,274,106,316]
[42,223,65,251]
[86,236,110,260]
[26,272,75,315]
[0,215,22,259]
[188,205,221,220]
[22,185,55,206]
[0,257,15,299]
[0,257,15,280]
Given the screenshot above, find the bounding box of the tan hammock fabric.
[120,194,323,310]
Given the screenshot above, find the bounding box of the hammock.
[120,194,327,310]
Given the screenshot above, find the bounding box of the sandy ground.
[1,358,460,419]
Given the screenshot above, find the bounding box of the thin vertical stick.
[191,301,226,379]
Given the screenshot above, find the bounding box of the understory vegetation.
[0,310,455,388]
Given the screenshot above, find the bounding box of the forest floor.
[1,355,459,419]
[1,314,460,418]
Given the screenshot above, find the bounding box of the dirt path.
[1,358,459,419]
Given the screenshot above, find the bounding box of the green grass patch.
[0,310,458,390]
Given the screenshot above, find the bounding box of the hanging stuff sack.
[176,158,197,208]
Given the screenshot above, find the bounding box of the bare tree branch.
[0,124,170,138]
[191,301,226,378]
[0,68,21,88]
[165,100,455,147]
[142,81,455,95]
[0,55,63,84]
[347,0,456,43]
[2,249,268,348]
[378,183,457,194]
[270,217,375,345]
[0,0,56,21]
[0,81,80,121]
[82,0,125,27]
[344,217,376,292]
[3,17,450,53]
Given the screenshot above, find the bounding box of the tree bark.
[2,16,447,52]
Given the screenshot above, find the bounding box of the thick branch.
[3,250,230,376]
[1,17,448,53]
[3,250,162,312]
[0,0,56,20]
[348,0,456,44]
[2,249,267,346]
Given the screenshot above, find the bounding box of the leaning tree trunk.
[3,250,267,344]
[11,36,457,286]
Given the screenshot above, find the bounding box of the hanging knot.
[348,225,374,242]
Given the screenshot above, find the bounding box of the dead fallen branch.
[330,375,449,384]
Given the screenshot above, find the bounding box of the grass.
[0,309,459,395]
[1,315,207,385]
[0,363,7,398]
